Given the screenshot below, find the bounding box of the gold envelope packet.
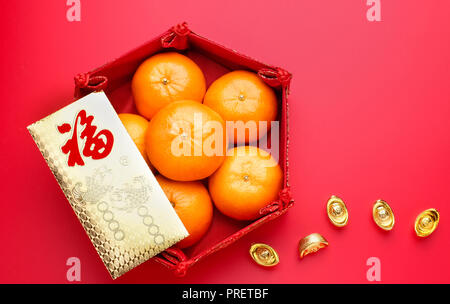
[27,91,188,279]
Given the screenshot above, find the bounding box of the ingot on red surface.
[326,195,348,227]
[415,208,439,237]
[372,199,395,231]
[249,243,279,267]
[298,233,328,258]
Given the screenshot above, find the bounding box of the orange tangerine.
[156,175,213,248]
[203,70,277,143]
[209,146,283,221]
[118,113,155,172]
[146,100,227,181]
[132,52,206,119]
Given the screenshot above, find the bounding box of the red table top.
[1,0,449,283]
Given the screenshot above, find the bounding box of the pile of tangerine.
[119,52,282,248]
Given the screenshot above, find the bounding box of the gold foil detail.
[415,208,439,237]
[27,91,188,279]
[249,243,279,267]
[372,200,395,231]
[326,195,348,227]
[298,233,328,258]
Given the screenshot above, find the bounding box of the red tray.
[73,22,294,276]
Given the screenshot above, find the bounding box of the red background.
[1,0,449,283]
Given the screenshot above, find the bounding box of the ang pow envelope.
[27,91,188,279]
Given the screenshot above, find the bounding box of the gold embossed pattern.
[27,92,188,279]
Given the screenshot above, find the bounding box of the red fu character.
[58,110,114,167]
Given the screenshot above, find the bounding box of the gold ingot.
[249,243,279,267]
[415,208,439,237]
[372,200,395,231]
[298,233,329,258]
[327,195,348,227]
